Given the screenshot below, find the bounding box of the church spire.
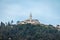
[30,12,32,20]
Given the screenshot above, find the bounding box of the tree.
[1,22,5,27]
[11,20,13,24]
[17,21,20,24]
[8,22,11,26]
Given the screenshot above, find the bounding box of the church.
[17,13,40,25]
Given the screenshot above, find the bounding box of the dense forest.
[0,22,60,40]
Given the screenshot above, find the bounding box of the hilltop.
[0,14,60,40]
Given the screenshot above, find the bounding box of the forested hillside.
[0,22,60,40]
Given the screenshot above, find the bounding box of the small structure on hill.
[17,13,40,25]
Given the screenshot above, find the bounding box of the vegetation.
[0,22,60,40]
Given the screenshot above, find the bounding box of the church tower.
[19,12,40,25]
[29,13,32,23]
[30,13,32,20]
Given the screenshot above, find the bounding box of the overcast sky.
[0,0,60,25]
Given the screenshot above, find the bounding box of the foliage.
[0,22,60,40]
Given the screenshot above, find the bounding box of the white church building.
[17,13,40,25]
